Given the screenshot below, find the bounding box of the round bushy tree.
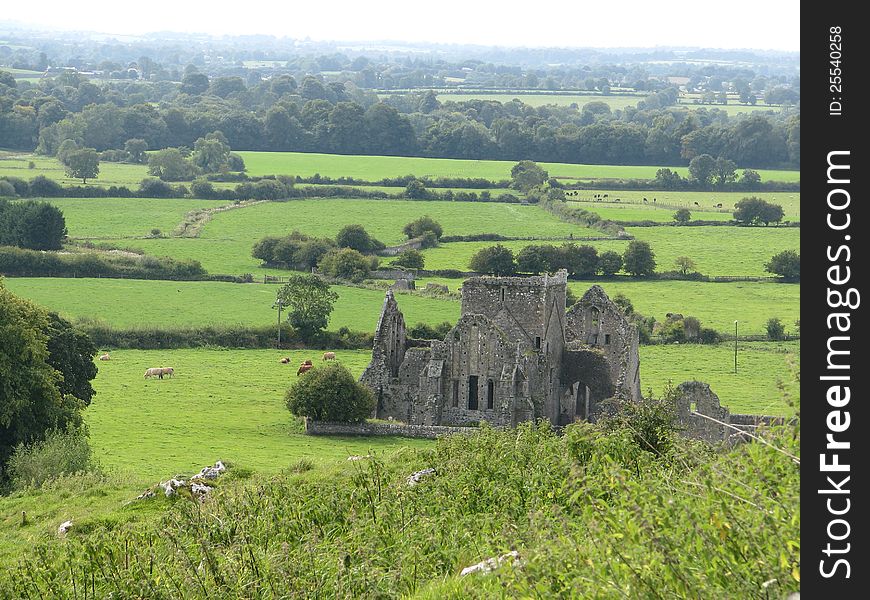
[402,215,443,240]
[285,362,375,423]
[623,241,656,277]
[469,244,516,276]
[598,250,623,276]
[764,250,800,280]
[391,249,425,269]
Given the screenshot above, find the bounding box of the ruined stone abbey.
[360,270,641,427]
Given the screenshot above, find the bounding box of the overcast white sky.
[2,0,800,51]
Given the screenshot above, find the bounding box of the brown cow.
[297,363,313,376]
[280,357,290,364]
[322,352,336,361]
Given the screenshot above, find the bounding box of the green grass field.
[200,198,594,245]
[1,151,799,188]
[3,278,460,332]
[0,154,148,186]
[640,341,799,416]
[420,225,799,277]
[237,151,800,183]
[43,197,228,239]
[567,190,800,221]
[85,348,429,479]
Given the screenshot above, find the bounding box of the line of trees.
[1,65,799,170]
[469,240,656,278]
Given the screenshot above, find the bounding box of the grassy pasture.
[640,341,798,416]
[3,278,460,333]
[237,151,800,183]
[85,348,427,479]
[200,198,594,245]
[420,225,799,277]
[41,197,228,239]
[567,190,800,220]
[0,151,799,186]
[0,154,148,186]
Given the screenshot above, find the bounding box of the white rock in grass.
[58,520,73,535]
[460,551,520,576]
[406,468,436,486]
[190,483,212,499]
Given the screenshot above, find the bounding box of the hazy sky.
[2,0,800,51]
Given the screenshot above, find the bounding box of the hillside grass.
[0,419,800,598]
[237,151,800,183]
[0,154,148,186]
[40,197,228,239]
[200,197,594,245]
[2,277,460,332]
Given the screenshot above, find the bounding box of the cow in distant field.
[161,367,174,378]
[144,367,163,379]
[322,352,336,361]
[99,353,111,361]
[280,357,290,364]
[297,359,313,376]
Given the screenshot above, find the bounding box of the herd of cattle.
[280,351,336,375]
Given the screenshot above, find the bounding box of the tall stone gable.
[565,285,642,403]
[360,273,641,427]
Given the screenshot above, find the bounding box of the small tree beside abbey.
[285,362,375,423]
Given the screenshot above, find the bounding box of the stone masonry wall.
[304,419,478,439]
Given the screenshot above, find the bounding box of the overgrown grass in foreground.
[2,419,800,598]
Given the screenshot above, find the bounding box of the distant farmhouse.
[360,271,641,427]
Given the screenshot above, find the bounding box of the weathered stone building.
[360,270,642,427]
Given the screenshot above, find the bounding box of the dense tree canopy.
[0,284,86,480]
[0,199,67,250]
[285,362,374,423]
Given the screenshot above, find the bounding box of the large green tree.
[510,160,549,193]
[623,241,657,277]
[0,284,85,479]
[275,274,339,339]
[62,148,100,184]
[470,245,517,276]
[43,313,98,406]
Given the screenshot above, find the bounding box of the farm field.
[42,197,228,239]
[200,198,594,244]
[3,278,460,332]
[419,225,800,277]
[567,190,800,220]
[85,349,428,479]
[640,341,798,416]
[236,151,800,183]
[1,151,800,187]
[0,154,148,186]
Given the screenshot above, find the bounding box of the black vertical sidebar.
[803,5,868,596]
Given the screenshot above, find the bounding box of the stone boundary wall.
[304,419,478,439]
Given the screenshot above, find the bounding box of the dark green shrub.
[285,362,375,423]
